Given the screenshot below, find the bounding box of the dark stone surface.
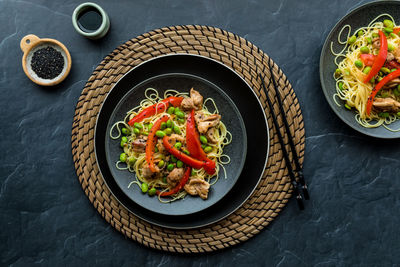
[1,0,399,266]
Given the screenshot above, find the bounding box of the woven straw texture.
[71,25,305,253]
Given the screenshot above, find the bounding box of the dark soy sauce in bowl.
[77,7,102,32]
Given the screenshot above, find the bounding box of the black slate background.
[1,0,399,266]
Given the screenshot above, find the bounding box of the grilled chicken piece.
[205,128,218,143]
[142,163,160,179]
[197,114,221,134]
[372,38,380,49]
[132,136,147,152]
[181,88,204,111]
[373,97,400,112]
[166,168,184,186]
[383,78,400,89]
[168,134,185,146]
[184,178,210,200]
[156,139,165,154]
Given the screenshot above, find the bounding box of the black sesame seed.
[31,46,64,79]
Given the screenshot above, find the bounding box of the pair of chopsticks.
[259,60,309,210]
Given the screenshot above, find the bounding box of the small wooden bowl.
[20,34,72,86]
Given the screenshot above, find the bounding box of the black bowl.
[95,54,269,228]
[320,0,400,138]
[105,73,247,216]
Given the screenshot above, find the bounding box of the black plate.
[95,54,269,228]
[320,0,400,138]
[105,73,247,216]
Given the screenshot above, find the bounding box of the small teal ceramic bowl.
[72,2,110,40]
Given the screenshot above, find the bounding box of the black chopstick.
[266,60,310,200]
[259,73,304,210]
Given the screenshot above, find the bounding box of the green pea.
[338,81,344,90]
[120,153,127,162]
[199,135,208,144]
[173,125,181,134]
[166,120,173,128]
[344,104,352,110]
[357,30,364,37]
[133,128,140,135]
[171,155,177,163]
[388,43,396,52]
[381,67,391,74]
[366,37,372,44]
[176,160,183,168]
[141,183,148,193]
[134,122,143,129]
[158,160,165,167]
[191,169,196,176]
[167,163,174,171]
[347,35,357,45]
[384,27,393,34]
[128,156,137,165]
[335,68,341,76]
[121,127,129,135]
[204,146,212,153]
[160,122,167,130]
[363,66,372,74]
[384,19,394,28]
[167,107,175,114]
[174,142,182,149]
[156,130,166,138]
[183,149,190,155]
[178,118,185,124]
[390,33,398,39]
[355,60,363,68]
[175,111,185,119]
[372,33,379,38]
[164,128,172,135]
[360,46,369,54]
[148,188,156,196]
[394,87,400,96]
[379,112,390,118]
[121,136,128,147]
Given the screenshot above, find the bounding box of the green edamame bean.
[388,43,396,52]
[366,37,372,44]
[201,144,206,149]
[391,68,397,73]
[390,33,398,39]
[347,35,357,45]
[171,155,177,163]
[381,67,391,74]
[167,107,175,114]
[128,156,137,165]
[384,19,394,28]
[199,135,208,144]
[148,188,156,196]
[363,66,372,74]
[335,68,341,76]
[355,60,363,68]
[338,81,344,90]
[164,128,172,135]
[133,128,140,135]
[121,127,129,135]
[147,123,153,131]
[121,136,128,147]
[166,120,173,128]
[344,104,352,110]
[178,118,185,124]
[360,46,369,54]
[377,76,383,82]
[173,125,181,134]
[141,183,148,193]
[120,153,127,162]
[158,160,165,167]
[384,27,393,34]
[167,164,174,171]
[379,112,390,118]
[204,146,212,153]
[183,149,190,155]
[357,30,364,37]
[372,33,379,38]
[175,111,185,118]
[176,160,183,168]
[134,122,143,129]
[160,122,167,130]
[156,130,166,138]
[174,142,182,149]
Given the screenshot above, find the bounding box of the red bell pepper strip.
[364,30,388,83]
[145,115,169,172]
[162,136,216,175]
[387,60,400,69]
[128,96,183,126]
[186,110,216,169]
[360,54,375,66]
[366,68,400,115]
[156,167,191,197]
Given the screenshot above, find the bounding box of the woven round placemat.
[71,25,305,253]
